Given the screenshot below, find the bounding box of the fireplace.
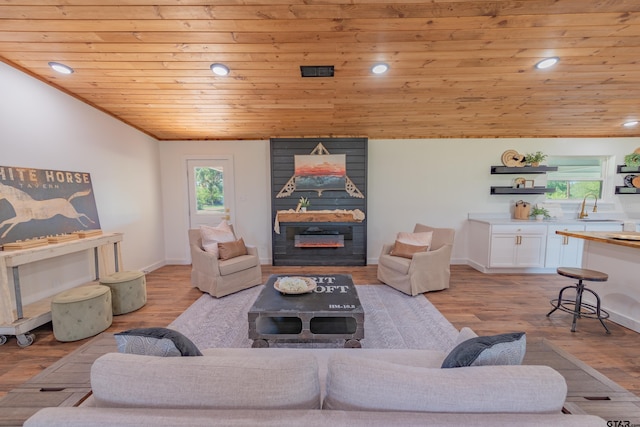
[293,226,347,248]
[270,137,367,266]
[273,223,365,266]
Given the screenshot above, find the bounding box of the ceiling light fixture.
[48,62,74,75]
[210,63,230,76]
[535,57,559,70]
[371,63,389,75]
[623,120,639,128]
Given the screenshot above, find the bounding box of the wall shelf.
[615,187,640,194]
[491,166,558,174]
[490,186,554,195]
[616,165,640,173]
[615,165,640,194]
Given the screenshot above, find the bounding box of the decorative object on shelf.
[298,196,310,212]
[276,143,364,198]
[524,179,535,189]
[615,163,640,194]
[513,200,531,219]
[624,150,640,168]
[500,150,525,167]
[531,205,551,221]
[512,177,526,188]
[523,151,548,167]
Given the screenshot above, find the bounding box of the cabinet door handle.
[562,236,568,245]
[516,235,522,245]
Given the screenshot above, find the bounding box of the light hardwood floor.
[1,264,638,399]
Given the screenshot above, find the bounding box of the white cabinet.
[468,219,625,273]
[489,225,547,268]
[545,224,585,269]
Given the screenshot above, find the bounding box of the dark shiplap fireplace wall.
[270,138,368,266]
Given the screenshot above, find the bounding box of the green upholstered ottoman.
[51,284,113,342]
[99,270,147,315]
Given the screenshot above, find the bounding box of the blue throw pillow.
[441,332,526,368]
[115,327,202,357]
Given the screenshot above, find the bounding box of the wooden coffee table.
[248,274,364,348]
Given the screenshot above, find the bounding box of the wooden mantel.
[274,209,365,234]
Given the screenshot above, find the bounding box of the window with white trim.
[545,156,608,200]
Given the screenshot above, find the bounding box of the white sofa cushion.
[323,353,567,413]
[199,221,235,256]
[397,231,433,248]
[91,352,321,410]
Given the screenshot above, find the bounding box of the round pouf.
[99,270,147,315]
[51,285,113,342]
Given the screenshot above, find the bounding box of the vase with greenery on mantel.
[524,151,548,167]
[298,196,310,212]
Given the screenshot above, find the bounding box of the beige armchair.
[188,227,262,298]
[377,224,455,296]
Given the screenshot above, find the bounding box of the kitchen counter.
[555,230,640,250]
[555,230,640,334]
[467,217,627,275]
[468,217,624,226]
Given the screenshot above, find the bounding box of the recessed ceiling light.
[210,63,230,76]
[623,120,639,128]
[371,63,389,75]
[535,57,559,70]
[48,62,74,74]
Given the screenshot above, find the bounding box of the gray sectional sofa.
[25,345,606,426]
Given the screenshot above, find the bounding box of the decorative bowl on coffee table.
[274,276,317,294]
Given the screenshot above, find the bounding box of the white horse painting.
[0,182,95,239]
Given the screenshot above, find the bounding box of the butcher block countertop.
[556,230,640,250]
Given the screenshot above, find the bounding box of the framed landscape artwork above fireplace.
[294,154,346,192]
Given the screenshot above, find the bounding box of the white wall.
[1,62,165,304]
[159,137,640,266]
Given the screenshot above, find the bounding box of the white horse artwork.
[0,182,95,239]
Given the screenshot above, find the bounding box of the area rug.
[169,285,459,351]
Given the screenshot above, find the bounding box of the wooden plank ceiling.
[1,0,639,140]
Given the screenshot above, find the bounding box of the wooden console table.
[0,233,123,347]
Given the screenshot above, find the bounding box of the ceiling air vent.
[300,65,335,78]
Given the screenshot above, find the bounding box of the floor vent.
[300,65,334,78]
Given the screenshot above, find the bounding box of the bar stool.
[547,267,610,334]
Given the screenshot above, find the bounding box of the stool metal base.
[547,279,611,334]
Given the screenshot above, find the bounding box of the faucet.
[579,194,598,219]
